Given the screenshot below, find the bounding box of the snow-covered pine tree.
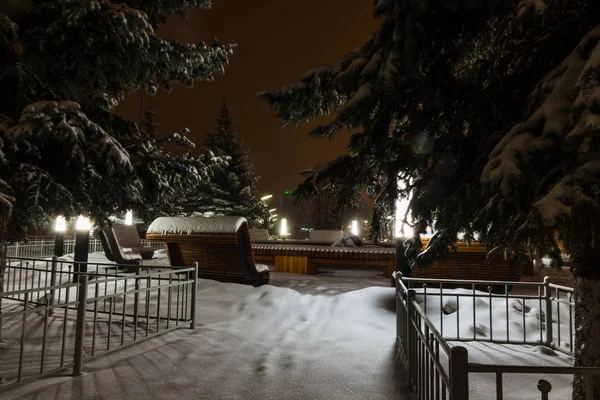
[0,1,233,332]
[186,100,261,223]
[0,1,233,229]
[122,100,229,224]
[481,25,600,398]
[260,0,600,395]
[258,0,524,243]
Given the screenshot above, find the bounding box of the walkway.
[1,270,413,400]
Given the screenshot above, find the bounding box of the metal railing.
[401,275,575,353]
[6,239,165,259]
[0,257,196,392]
[396,274,600,399]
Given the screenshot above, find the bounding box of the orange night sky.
[116,1,379,200]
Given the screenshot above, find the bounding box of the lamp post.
[280,218,288,239]
[73,216,91,283]
[351,220,359,236]
[125,210,133,225]
[54,216,66,257]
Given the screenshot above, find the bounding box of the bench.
[146,216,270,286]
[308,230,343,243]
[112,224,155,260]
[392,241,523,293]
[249,229,270,243]
[94,227,143,268]
[252,244,396,277]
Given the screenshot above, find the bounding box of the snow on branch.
[6,101,132,171]
[483,26,600,227]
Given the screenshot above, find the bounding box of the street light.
[73,216,91,282]
[351,220,359,236]
[54,216,66,257]
[280,218,288,238]
[269,208,276,213]
[125,210,133,225]
[261,194,273,201]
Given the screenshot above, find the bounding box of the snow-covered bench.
[308,230,343,243]
[249,229,270,242]
[112,224,155,260]
[252,244,396,277]
[94,227,143,268]
[145,216,270,286]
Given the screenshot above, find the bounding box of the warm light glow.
[351,220,359,236]
[75,216,91,231]
[261,194,273,201]
[270,213,278,218]
[280,218,288,236]
[55,216,66,232]
[125,210,133,225]
[269,208,276,213]
[395,179,414,238]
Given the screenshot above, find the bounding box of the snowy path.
[2,279,412,400]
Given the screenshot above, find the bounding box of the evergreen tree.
[0,1,233,327]
[260,1,600,396]
[186,100,261,223]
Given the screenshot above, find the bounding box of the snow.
[483,26,600,225]
[413,287,573,349]
[147,216,247,235]
[517,0,547,15]
[343,83,373,111]
[361,50,383,76]
[1,252,576,399]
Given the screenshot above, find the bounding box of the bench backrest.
[410,248,521,283]
[145,216,263,280]
[308,230,343,243]
[112,224,143,248]
[94,227,142,265]
[249,229,269,242]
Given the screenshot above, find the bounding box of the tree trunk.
[571,245,600,400]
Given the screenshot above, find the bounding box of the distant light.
[271,213,278,218]
[280,218,288,236]
[55,216,66,232]
[269,208,276,213]
[125,210,133,225]
[395,179,413,238]
[284,190,294,195]
[351,220,359,236]
[75,216,92,231]
[261,194,273,201]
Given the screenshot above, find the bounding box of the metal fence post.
[396,284,402,342]
[73,275,88,376]
[49,256,58,315]
[543,276,553,347]
[450,346,469,400]
[406,289,416,376]
[190,262,198,329]
[133,262,141,339]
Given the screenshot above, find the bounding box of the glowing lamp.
[75,216,91,231]
[55,216,66,232]
[351,220,359,236]
[280,218,288,237]
[125,210,133,225]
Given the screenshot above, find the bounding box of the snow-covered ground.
[411,287,574,399]
[0,254,576,399]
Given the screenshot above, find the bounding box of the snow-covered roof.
[147,216,247,235]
